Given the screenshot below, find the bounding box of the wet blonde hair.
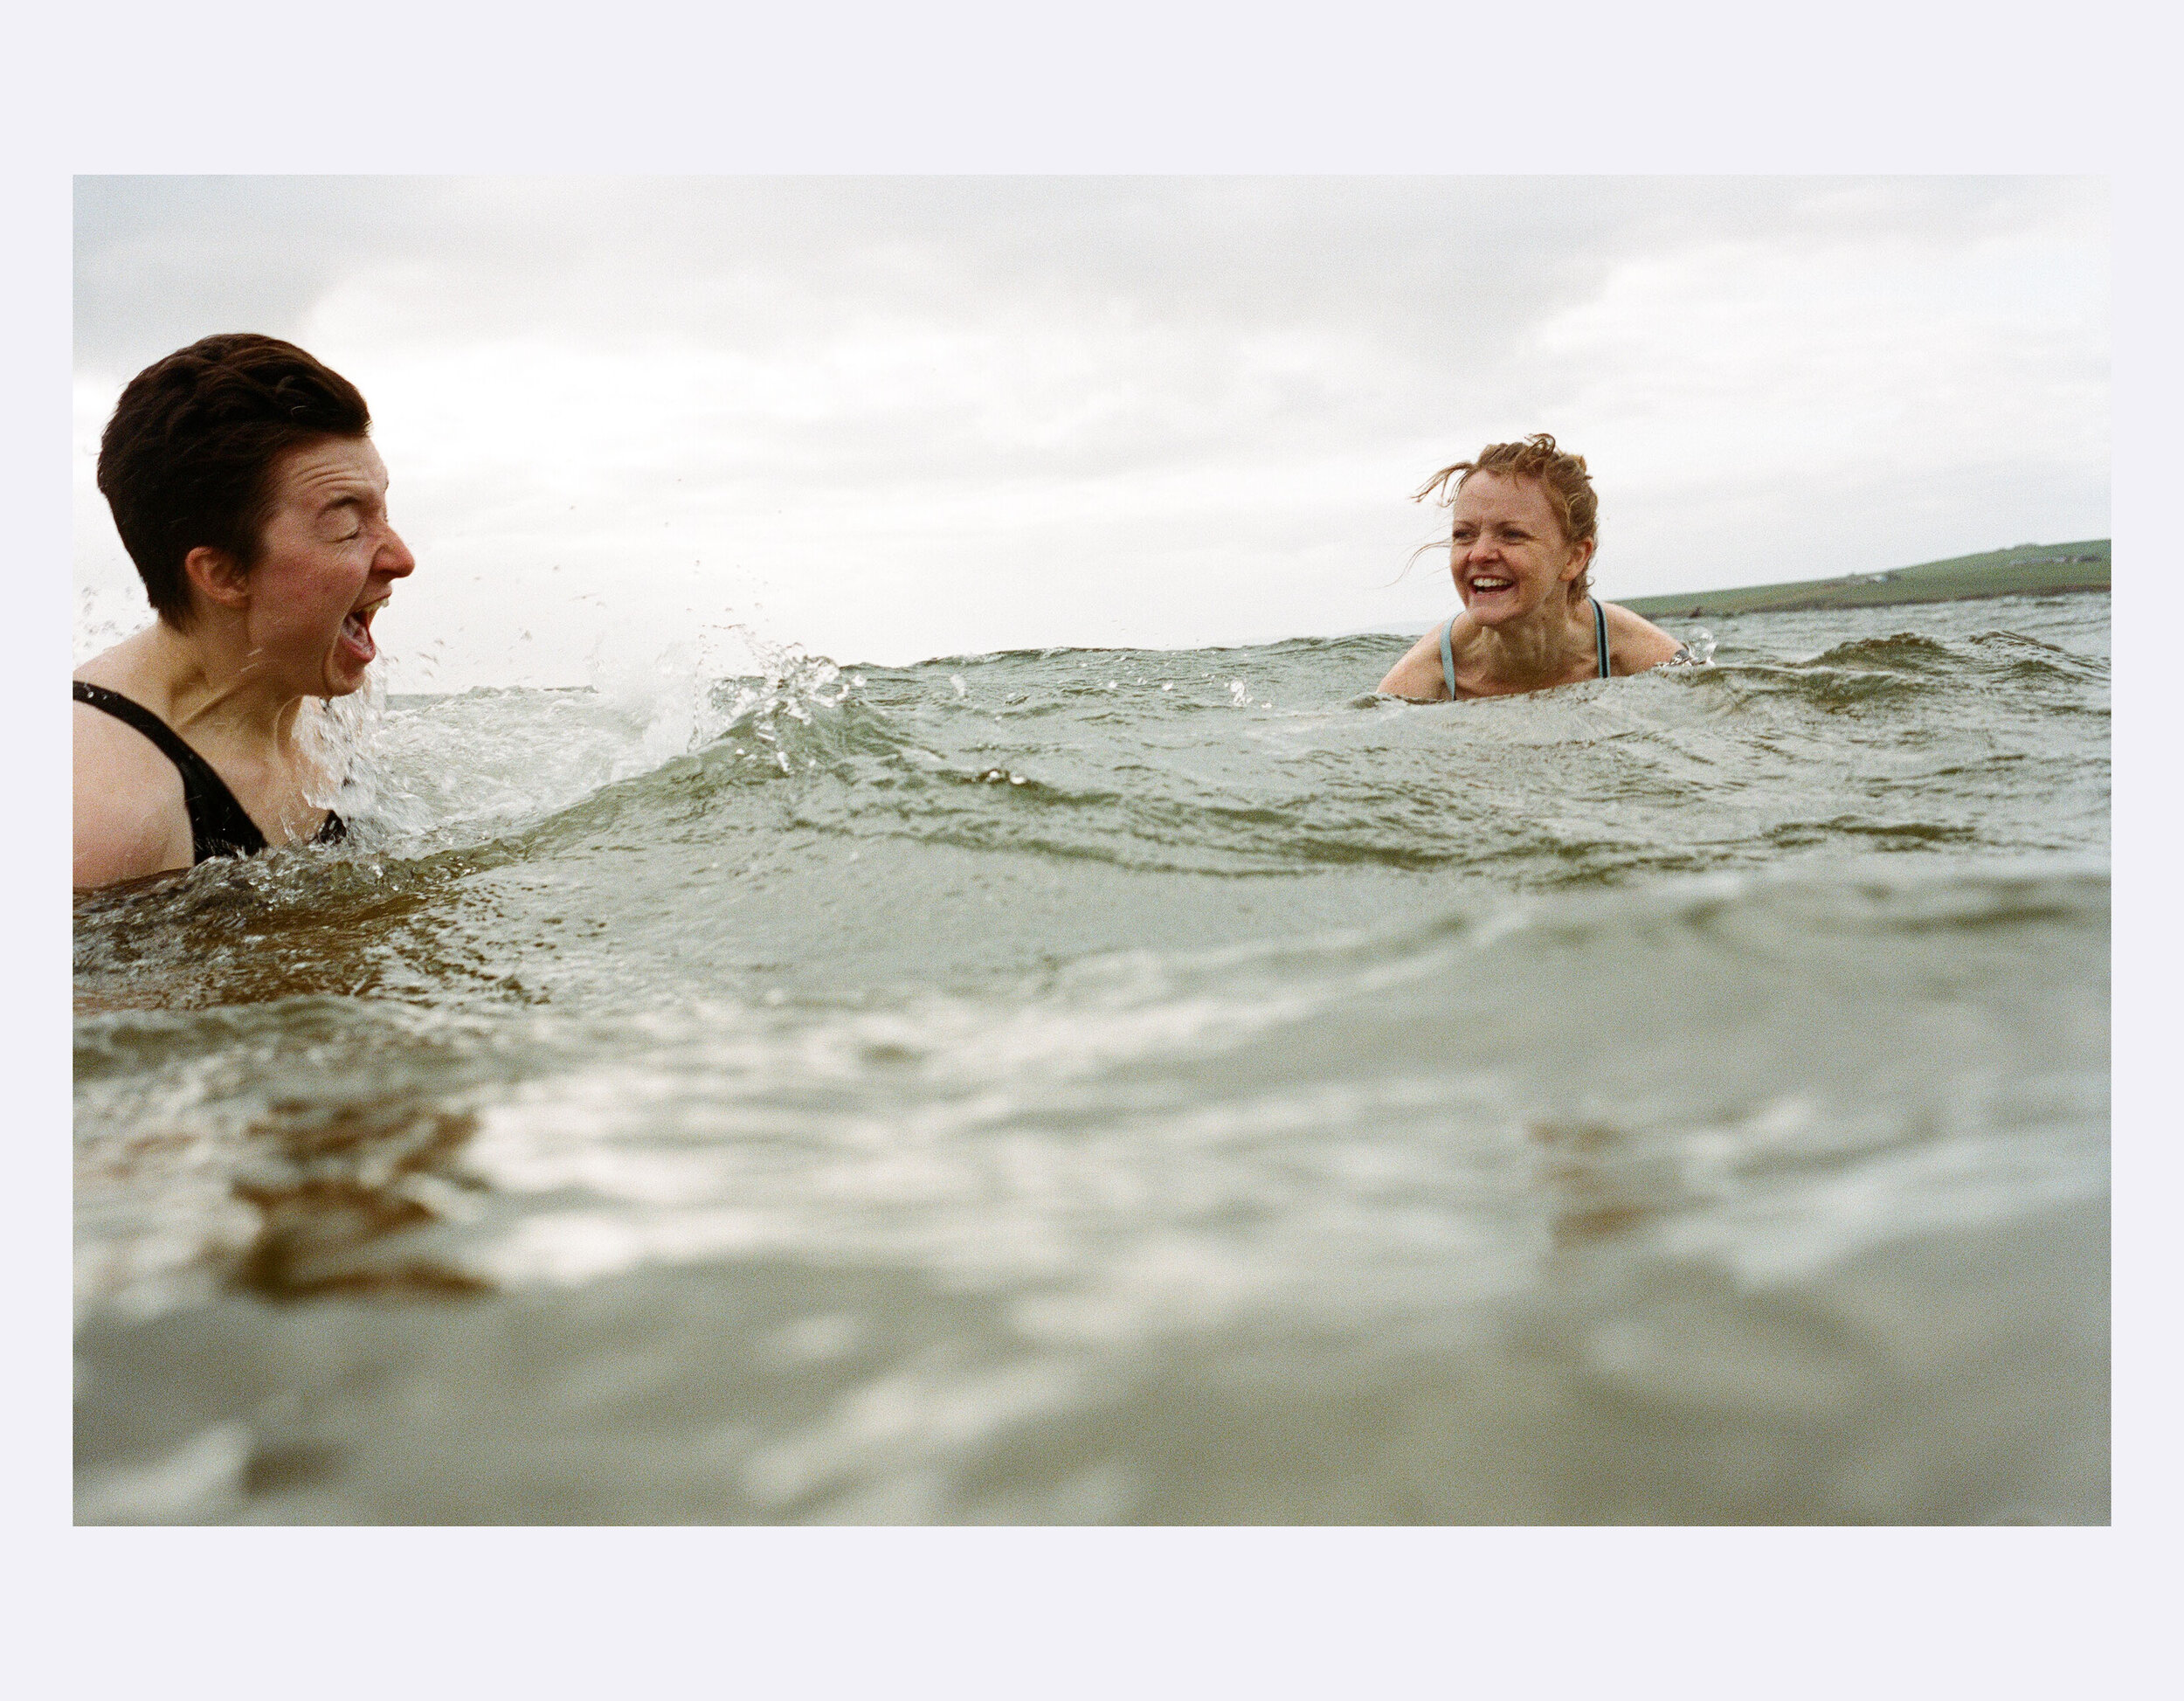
[1415,432,1599,605]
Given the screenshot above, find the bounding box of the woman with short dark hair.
[73,334,415,889]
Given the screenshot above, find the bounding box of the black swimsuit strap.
[73,681,346,861]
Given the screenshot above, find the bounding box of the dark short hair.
[97,334,371,626]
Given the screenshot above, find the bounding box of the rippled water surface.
[74,595,2109,1523]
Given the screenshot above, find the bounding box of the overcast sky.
[72,176,2108,691]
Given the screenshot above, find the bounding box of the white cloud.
[73,176,2109,687]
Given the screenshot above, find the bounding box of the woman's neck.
[128,619,306,750]
[1475,592,1593,687]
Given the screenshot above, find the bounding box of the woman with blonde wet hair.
[1375,433,1684,701]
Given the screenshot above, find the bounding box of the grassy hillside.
[1619,540,2109,618]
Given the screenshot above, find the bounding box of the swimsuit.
[73,681,347,863]
[1441,596,1612,699]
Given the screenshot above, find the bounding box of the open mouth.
[339,599,386,664]
[1466,576,1516,598]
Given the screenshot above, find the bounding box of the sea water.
[73,595,2109,1523]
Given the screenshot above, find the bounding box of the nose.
[377,528,418,580]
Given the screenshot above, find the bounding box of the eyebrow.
[314,484,384,516]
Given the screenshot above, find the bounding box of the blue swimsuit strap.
[1440,598,1613,699]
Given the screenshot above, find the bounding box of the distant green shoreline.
[1619,540,2109,618]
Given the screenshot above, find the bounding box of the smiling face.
[235,437,415,698]
[1448,471,1593,626]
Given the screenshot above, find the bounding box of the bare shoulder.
[73,700,190,888]
[1375,626,1452,701]
[1600,602,1689,674]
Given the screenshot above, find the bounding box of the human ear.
[182,546,251,613]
